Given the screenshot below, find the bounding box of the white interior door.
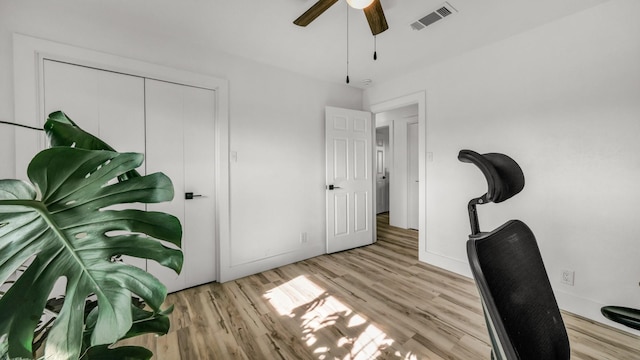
[325,106,373,253]
[145,79,217,293]
[407,122,419,230]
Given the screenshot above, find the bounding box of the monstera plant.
[0,111,183,359]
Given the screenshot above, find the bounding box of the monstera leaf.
[0,146,182,359]
[45,111,141,181]
[45,111,119,150]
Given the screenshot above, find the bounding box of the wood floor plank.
[124,213,640,359]
[155,331,180,360]
[450,334,491,359]
[207,328,250,360]
[400,337,448,360]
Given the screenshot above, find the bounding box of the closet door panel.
[43,60,145,155]
[42,60,147,295]
[93,72,146,156]
[182,86,217,288]
[44,60,100,135]
[145,79,217,292]
[145,79,187,293]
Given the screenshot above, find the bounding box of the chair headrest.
[458,149,525,203]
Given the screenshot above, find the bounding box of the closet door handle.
[185,192,203,200]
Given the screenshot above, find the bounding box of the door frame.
[375,126,390,215]
[407,120,419,230]
[13,33,230,282]
[369,92,426,258]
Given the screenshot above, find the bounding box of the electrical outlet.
[561,270,575,286]
[300,232,308,244]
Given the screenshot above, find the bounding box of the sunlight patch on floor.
[264,275,395,359]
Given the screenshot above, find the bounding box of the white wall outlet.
[300,232,308,244]
[561,270,575,286]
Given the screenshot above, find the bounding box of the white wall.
[365,0,640,334]
[227,70,361,279]
[0,2,362,281]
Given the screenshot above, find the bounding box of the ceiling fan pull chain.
[373,35,377,61]
[346,3,350,84]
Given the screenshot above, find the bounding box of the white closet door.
[145,79,217,292]
[182,86,217,287]
[42,60,217,293]
[42,60,147,294]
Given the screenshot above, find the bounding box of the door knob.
[327,185,342,190]
[185,192,203,200]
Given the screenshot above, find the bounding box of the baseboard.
[420,250,472,278]
[219,244,325,283]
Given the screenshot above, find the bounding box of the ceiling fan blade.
[363,0,389,35]
[294,0,340,27]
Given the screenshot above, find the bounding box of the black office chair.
[459,149,570,360]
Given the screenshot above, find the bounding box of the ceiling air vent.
[410,2,457,31]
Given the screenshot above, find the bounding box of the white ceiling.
[5,0,608,88]
[199,0,608,87]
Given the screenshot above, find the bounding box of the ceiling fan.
[294,0,389,36]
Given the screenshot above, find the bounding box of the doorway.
[374,104,419,230]
[370,92,426,255]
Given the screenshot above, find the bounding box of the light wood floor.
[122,213,640,359]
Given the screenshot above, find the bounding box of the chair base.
[601,306,640,331]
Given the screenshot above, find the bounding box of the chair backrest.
[468,220,570,360]
[459,149,570,359]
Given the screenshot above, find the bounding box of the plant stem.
[0,120,44,132]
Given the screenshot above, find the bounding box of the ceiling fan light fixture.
[346,0,374,10]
